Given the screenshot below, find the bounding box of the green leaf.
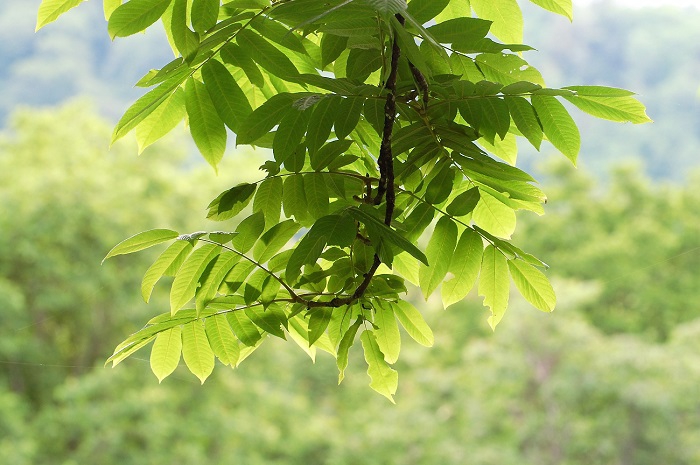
[563,93,652,124]
[227,311,262,346]
[479,245,510,330]
[231,211,266,254]
[237,93,295,145]
[419,216,458,298]
[304,173,330,219]
[472,190,517,239]
[425,162,456,205]
[311,139,353,171]
[285,214,356,284]
[346,207,429,265]
[103,229,178,262]
[205,314,240,366]
[363,0,407,15]
[108,0,172,38]
[253,220,302,264]
[181,321,215,383]
[141,240,194,302]
[283,175,308,223]
[476,53,544,86]
[201,60,253,133]
[185,77,227,171]
[170,0,199,58]
[273,109,310,164]
[306,96,338,157]
[374,301,401,364]
[135,88,186,153]
[528,0,572,21]
[104,0,122,20]
[112,72,188,143]
[246,306,286,339]
[170,243,220,314]
[426,17,492,45]
[361,331,398,403]
[506,96,543,150]
[207,183,257,221]
[334,97,364,140]
[150,326,182,382]
[337,318,362,383]
[441,228,483,308]
[308,308,332,346]
[393,300,433,346]
[36,0,85,30]
[445,186,480,217]
[236,29,300,79]
[253,177,283,225]
[407,0,450,23]
[195,251,241,314]
[321,33,348,68]
[190,0,219,33]
[531,94,580,164]
[508,259,556,312]
[470,0,523,44]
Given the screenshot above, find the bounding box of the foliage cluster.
[3,106,700,464]
[37,0,649,398]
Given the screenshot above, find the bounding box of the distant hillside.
[2,1,698,180]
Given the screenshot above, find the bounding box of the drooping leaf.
[103,229,178,262]
[445,186,480,217]
[207,183,257,221]
[407,0,450,24]
[195,251,241,314]
[479,245,510,330]
[253,177,283,225]
[361,331,398,403]
[232,211,266,254]
[201,59,253,133]
[531,94,580,164]
[205,314,240,366]
[308,308,333,346]
[472,190,517,239]
[306,96,338,157]
[227,310,262,346]
[373,301,401,364]
[190,0,219,33]
[181,321,215,383]
[237,93,295,145]
[150,326,182,382]
[170,243,221,314]
[508,259,556,312]
[236,29,300,79]
[441,228,483,308]
[506,96,543,150]
[185,77,227,171]
[419,216,458,298]
[337,318,362,383]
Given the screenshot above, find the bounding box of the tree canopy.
[36,0,651,399]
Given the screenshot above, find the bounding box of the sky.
[577,0,700,8]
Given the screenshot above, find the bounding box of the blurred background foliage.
[1,0,700,463]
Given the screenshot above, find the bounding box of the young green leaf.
[531,94,580,164]
[135,88,186,153]
[441,228,483,308]
[141,240,195,302]
[237,93,295,145]
[227,311,262,346]
[170,243,221,314]
[190,0,219,33]
[528,0,573,21]
[306,96,338,157]
[470,0,523,44]
[407,0,450,24]
[506,96,543,150]
[253,177,283,225]
[201,60,253,133]
[563,93,652,124]
[195,251,241,314]
[361,331,398,403]
[508,259,556,312]
[479,245,510,330]
[337,318,362,383]
[103,229,178,262]
[445,187,481,217]
[308,308,333,346]
[419,216,458,298]
[393,300,433,347]
[253,220,302,264]
[374,301,401,364]
[205,314,240,366]
[236,29,300,79]
[185,77,227,171]
[207,183,257,221]
[231,211,266,254]
[150,326,182,382]
[181,321,215,383]
[472,190,517,239]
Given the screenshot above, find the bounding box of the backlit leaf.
[150,326,182,382]
[419,216,458,298]
[103,229,178,262]
[37,0,85,30]
[181,321,215,383]
[361,331,398,403]
[205,314,240,366]
[170,243,221,314]
[108,0,172,38]
[141,239,194,302]
[441,228,483,308]
[185,77,227,171]
[374,301,401,364]
[479,245,509,330]
[508,259,556,312]
[531,94,580,164]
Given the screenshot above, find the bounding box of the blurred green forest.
[2,1,700,464]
